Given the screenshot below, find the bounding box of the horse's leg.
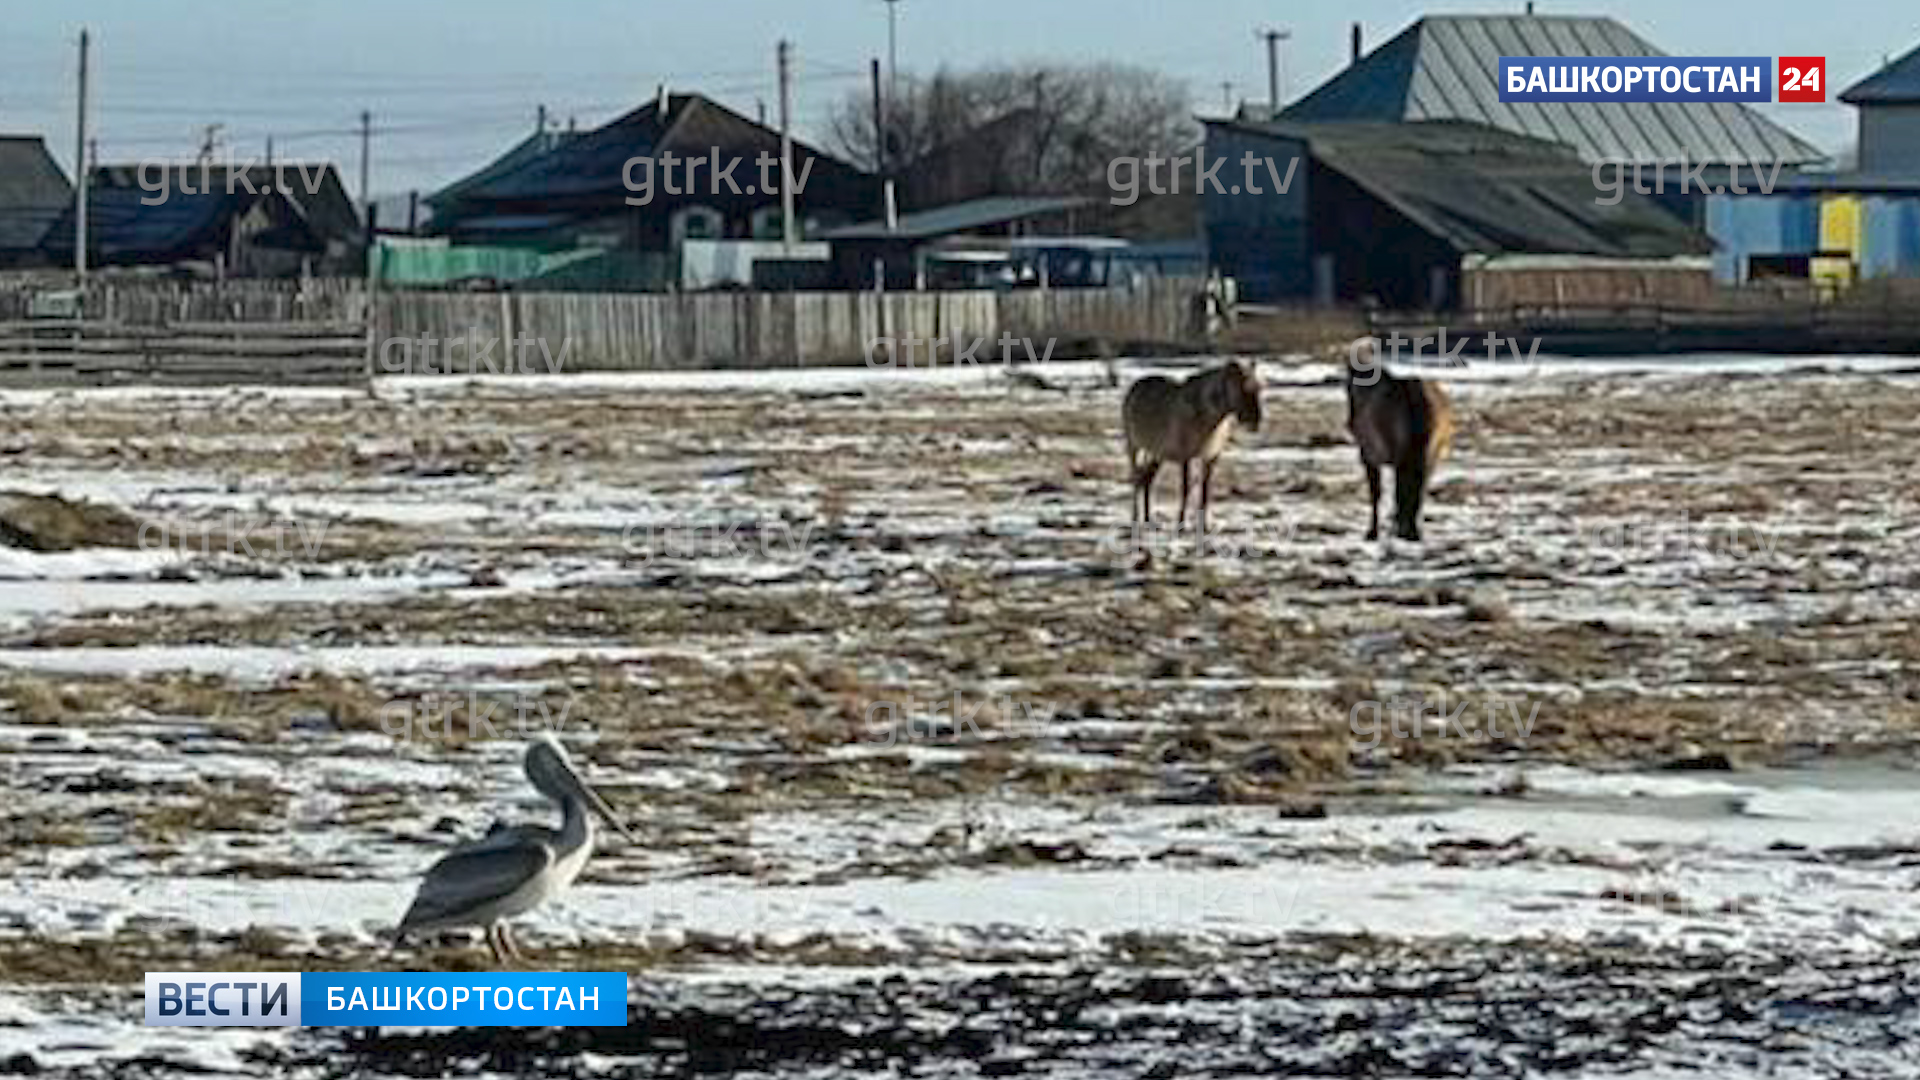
[1199,458,1215,536]
[1394,454,1429,541]
[1127,448,1138,525]
[1176,460,1191,533]
[1364,463,1383,541]
[1128,451,1141,527]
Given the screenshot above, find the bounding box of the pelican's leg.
[485,923,508,967]
[502,923,528,965]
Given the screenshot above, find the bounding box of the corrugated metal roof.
[1284,15,1825,167]
[87,163,362,243]
[1223,118,1712,258]
[455,95,685,203]
[822,195,1091,241]
[1842,42,1920,104]
[40,184,316,261]
[451,94,867,207]
[427,130,576,210]
[0,136,73,250]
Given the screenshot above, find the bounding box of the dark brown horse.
[1346,360,1454,541]
[1123,360,1263,534]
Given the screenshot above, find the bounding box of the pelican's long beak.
[559,760,639,844]
[585,781,639,844]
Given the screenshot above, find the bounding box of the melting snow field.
[0,356,1917,1077]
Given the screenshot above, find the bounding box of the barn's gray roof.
[1842,42,1920,104]
[0,136,73,250]
[1218,118,1713,259]
[1283,15,1826,168]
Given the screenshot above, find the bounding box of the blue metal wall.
[1706,194,1818,281]
[1861,197,1920,277]
[1709,192,1920,281]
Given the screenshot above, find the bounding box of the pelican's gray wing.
[400,839,552,930]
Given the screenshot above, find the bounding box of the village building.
[1708,42,1920,284]
[422,92,876,290]
[37,162,362,277]
[1205,118,1711,308]
[0,136,71,269]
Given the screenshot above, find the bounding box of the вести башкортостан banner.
[143,972,629,1027]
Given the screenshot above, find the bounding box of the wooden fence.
[376,277,1200,372]
[0,275,1204,384]
[0,319,367,386]
[0,277,365,324]
[1372,292,1920,357]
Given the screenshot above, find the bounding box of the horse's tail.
[1422,381,1455,473]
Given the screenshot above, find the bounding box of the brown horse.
[1346,361,1454,541]
[1123,360,1263,534]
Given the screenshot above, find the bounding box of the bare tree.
[829,61,1196,203]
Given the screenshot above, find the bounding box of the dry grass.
[0,492,145,551]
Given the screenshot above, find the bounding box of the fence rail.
[0,276,1206,384]
[0,320,366,385]
[375,278,1199,372]
[1370,292,1920,356]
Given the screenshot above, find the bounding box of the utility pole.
[1220,81,1235,116]
[870,58,885,175]
[198,123,223,165]
[778,39,795,252]
[74,28,90,282]
[883,0,901,104]
[358,109,372,224]
[1031,71,1048,187]
[1258,27,1291,116]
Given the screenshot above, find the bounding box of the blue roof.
[427,130,577,210]
[453,97,684,203]
[450,213,575,233]
[448,93,863,206]
[1283,15,1825,168]
[1842,43,1920,104]
[40,181,314,261]
[823,196,1091,241]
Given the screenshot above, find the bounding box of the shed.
[0,136,73,267]
[821,195,1092,288]
[1205,119,1712,308]
[1282,14,1826,224]
[1841,42,1920,176]
[40,164,342,277]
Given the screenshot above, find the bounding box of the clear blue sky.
[0,0,1911,199]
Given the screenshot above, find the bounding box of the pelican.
[395,733,635,965]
